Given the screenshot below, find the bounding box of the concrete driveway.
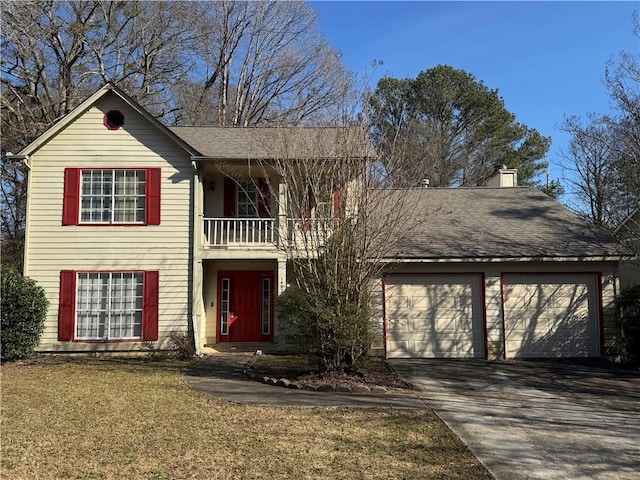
[389,359,640,480]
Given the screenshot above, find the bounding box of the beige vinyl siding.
[25,92,193,351]
[601,271,620,357]
[483,271,505,359]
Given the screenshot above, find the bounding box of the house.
[616,206,640,289]
[10,83,629,360]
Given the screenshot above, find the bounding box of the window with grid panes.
[80,170,146,223]
[237,181,258,218]
[75,272,144,340]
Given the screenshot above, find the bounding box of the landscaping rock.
[352,385,371,394]
[276,378,290,388]
[371,386,388,394]
[318,384,336,392]
[336,384,352,393]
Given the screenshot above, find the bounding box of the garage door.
[385,274,485,358]
[503,273,600,358]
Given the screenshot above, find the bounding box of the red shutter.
[333,189,344,219]
[143,270,159,341]
[62,168,80,225]
[258,178,271,218]
[223,177,236,217]
[58,270,76,341]
[146,168,161,225]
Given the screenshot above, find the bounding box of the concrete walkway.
[183,352,425,409]
[389,359,640,480]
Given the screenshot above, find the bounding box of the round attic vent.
[104,110,125,130]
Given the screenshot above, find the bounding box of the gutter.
[378,256,629,263]
[5,153,29,164]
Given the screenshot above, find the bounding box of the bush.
[617,285,640,367]
[141,332,195,361]
[168,331,196,360]
[1,265,48,361]
[277,287,375,373]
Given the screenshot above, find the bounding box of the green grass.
[1,357,492,479]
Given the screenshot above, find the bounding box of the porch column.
[278,181,288,248]
[277,257,287,295]
[191,163,205,355]
[274,257,288,349]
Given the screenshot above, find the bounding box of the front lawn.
[1,357,491,480]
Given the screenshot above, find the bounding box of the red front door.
[217,270,273,343]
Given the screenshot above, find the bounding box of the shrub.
[141,332,195,361]
[277,287,375,372]
[168,331,196,360]
[617,285,640,367]
[1,265,48,361]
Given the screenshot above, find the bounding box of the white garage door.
[503,273,600,358]
[385,274,485,358]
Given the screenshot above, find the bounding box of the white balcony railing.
[203,218,276,246]
[286,218,334,245]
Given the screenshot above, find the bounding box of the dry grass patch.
[1,357,491,479]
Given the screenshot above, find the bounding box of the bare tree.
[559,114,625,229]
[0,152,27,269]
[559,12,640,230]
[1,0,200,152]
[179,0,350,127]
[604,12,640,202]
[216,92,438,371]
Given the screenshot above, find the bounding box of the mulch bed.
[252,354,413,390]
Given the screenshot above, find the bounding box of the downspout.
[191,160,202,356]
[7,154,31,275]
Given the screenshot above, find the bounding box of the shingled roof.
[379,186,629,260]
[169,126,372,160]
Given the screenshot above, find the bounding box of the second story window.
[81,170,146,224]
[237,181,258,218]
[63,168,161,226]
[223,177,270,219]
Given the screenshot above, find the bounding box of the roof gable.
[14,83,200,157]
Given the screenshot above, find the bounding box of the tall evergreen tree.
[370,65,550,187]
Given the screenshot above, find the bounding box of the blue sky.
[310,1,638,185]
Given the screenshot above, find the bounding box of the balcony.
[203,218,276,247]
[202,217,334,249]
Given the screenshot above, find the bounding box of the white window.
[261,277,271,335]
[237,181,258,218]
[80,170,146,224]
[75,272,144,340]
[220,278,230,335]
